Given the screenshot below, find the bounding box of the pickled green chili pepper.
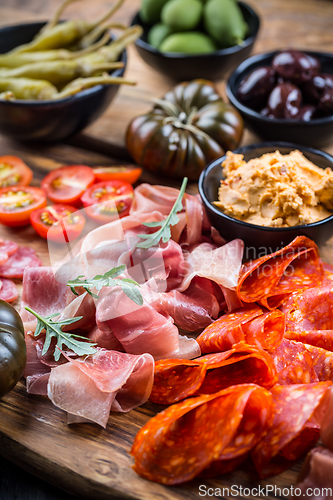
[0,75,135,101]
[0,32,110,69]
[8,0,125,54]
[76,22,128,49]
[0,60,124,86]
[77,25,143,65]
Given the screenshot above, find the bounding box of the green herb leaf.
[135,177,188,249]
[25,307,97,361]
[67,265,143,305]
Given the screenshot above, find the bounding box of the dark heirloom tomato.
[0,300,26,399]
[30,204,86,243]
[81,180,134,224]
[126,79,244,181]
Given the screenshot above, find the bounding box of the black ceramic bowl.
[227,50,333,147]
[199,142,333,256]
[131,2,260,82]
[0,22,127,142]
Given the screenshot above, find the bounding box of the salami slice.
[131,384,273,485]
[150,343,278,404]
[237,236,324,309]
[197,304,263,353]
[269,339,318,384]
[0,246,42,279]
[0,239,18,265]
[0,278,18,302]
[197,305,284,354]
[304,343,333,381]
[251,382,332,478]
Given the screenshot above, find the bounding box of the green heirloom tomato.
[148,23,173,49]
[126,79,244,181]
[161,0,203,31]
[140,0,169,23]
[204,0,248,47]
[160,32,216,54]
[0,300,26,399]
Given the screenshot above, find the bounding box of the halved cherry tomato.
[0,186,46,227]
[81,180,133,223]
[0,156,33,188]
[93,165,142,185]
[41,165,95,206]
[30,204,86,243]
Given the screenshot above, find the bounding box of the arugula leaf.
[25,307,97,361]
[135,177,188,249]
[67,265,143,305]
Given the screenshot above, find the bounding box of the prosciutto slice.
[47,349,154,427]
[96,285,200,360]
[20,267,75,332]
[130,183,203,245]
[294,447,333,500]
[178,239,244,292]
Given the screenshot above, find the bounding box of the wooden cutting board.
[0,143,332,500]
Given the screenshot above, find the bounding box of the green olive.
[161,0,203,31]
[159,32,216,54]
[148,23,173,49]
[204,0,248,47]
[140,0,169,24]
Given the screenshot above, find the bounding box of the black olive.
[296,105,318,121]
[237,66,277,109]
[267,82,302,119]
[320,88,333,114]
[272,50,320,85]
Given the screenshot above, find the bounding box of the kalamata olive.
[320,88,333,114]
[296,105,318,121]
[272,50,320,84]
[302,74,327,103]
[237,66,277,109]
[267,82,302,119]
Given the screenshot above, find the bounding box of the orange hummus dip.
[215,150,333,227]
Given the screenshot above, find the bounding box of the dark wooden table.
[1,0,333,498]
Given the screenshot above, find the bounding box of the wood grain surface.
[0,0,333,498]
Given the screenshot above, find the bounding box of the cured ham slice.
[293,447,333,500]
[0,278,18,303]
[56,292,96,333]
[252,382,332,478]
[20,267,74,332]
[0,246,42,279]
[197,305,284,353]
[150,343,277,405]
[96,285,200,360]
[153,277,220,331]
[129,183,203,245]
[237,236,324,309]
[87,325,124,351]
[179,239,244,292]
[131,384,273,484]
[48,349,154,427]
[269,339,318,384]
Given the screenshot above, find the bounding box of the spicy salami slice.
[0,246,42,279]
[0,278,18,302]
[304,343,333,381]
[150,343,278,405]
[237,236,324,309]
[196,304,263,353]
[251,382,332,479]
[131,384,273,485]
[197,305,284,354]
[269,339,318,384]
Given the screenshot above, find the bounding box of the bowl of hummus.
[198,142,333,256]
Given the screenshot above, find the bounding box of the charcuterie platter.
[1,0,333,498]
